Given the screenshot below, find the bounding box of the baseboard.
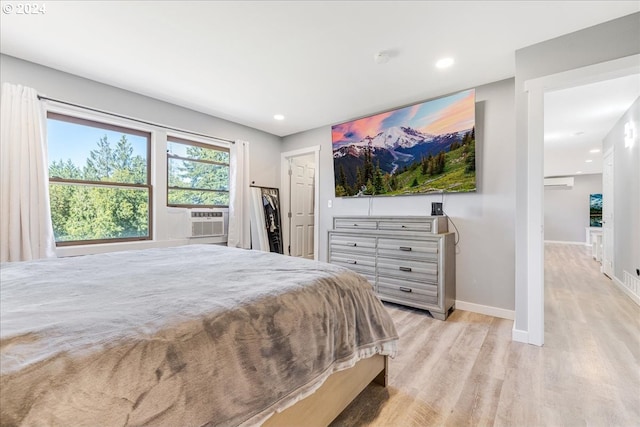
[512,327,529,343]
[543,240,586,246]
[455,300,515,320]
[614,275,640,307]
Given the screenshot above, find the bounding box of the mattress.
[0,244,398,426]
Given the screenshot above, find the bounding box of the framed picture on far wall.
[590,193,602,227]
[332,89,476,197]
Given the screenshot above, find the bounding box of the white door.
[602,149,614,278]
[288,154,315,259]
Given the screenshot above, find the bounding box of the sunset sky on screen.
[332,89,475,146]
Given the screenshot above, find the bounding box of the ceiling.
[544,74,640,177]
[1,1,638,140]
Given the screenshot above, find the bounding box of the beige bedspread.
[0,245,398,426]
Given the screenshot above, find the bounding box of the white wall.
[0,54,282,256]
[544,174,602,243]
[603,97,640,282]
[514,13,640,336]
[282,78,516,314]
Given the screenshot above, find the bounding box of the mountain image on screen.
[332,89,476,197]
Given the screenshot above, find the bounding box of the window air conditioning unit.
[189,210,225,238]
[544,177,574,189]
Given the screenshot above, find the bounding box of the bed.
[0,244,398,426]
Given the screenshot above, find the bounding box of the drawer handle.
[353,223,358,226]
[399,246,412,251]
[349,243,357,247]
[401,225,406,228]
[399,287,412,293]
[399,266,412,272]
[348,260,357,265]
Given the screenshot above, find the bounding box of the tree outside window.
[166,136,229,208]
[47,113,151,245]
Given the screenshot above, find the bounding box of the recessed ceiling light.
[573,131,585,136]
[435,57,454,69]
[273,114,285,121]
[576,171,583,174]
[589,148,600,153]
[585,159,593,163]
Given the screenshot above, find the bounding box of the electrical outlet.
[327,200,332,208]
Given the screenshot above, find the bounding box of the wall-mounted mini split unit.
[544,177,574,189]
[188,210,225,238]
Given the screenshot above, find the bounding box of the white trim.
[614,276,640,307]
[46,102,158,135]
[166,131,230,149]
[543,240,587,246]
[455,300,515,320]
[522,54,640,347]
[281,146,320,158]
[280,145,321,260]
[512,327,529,344]
[526,84,545,347]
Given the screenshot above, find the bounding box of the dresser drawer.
[378,220,432,233]
[377,275,438,294]
[334,218,377,230]
[377,283,438,306]
[330,234,376,255]
[377,238,438,261]
[330,252,375,276]
[377,258,438,284]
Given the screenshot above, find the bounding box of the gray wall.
[0,55,282,187]
[544,174,602,243]
[603,97,640,281]
[282,78,516,312]
[514,13,640,333]
[1,54,282,255]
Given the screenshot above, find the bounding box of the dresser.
[328,216,455,320]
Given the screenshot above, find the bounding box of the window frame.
[47,111,153,246]
[166,135,230,208]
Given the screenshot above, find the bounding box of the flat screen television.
[332,89,476,197]
[590,193,602,227]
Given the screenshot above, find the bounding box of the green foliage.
[167,144,230,206]
[335,185,348,197]
[337,165,348,189]
[50,131,232,243]
[373,161,384,194]
[364,179,375,195]
[383,127,477,195]
[49,134,149,242]
[465,141,476,173]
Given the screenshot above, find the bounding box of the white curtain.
[0,83,57,262]
[227,139,251,249]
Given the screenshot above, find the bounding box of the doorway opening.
[280,146,320,260]
[525,54,640,346]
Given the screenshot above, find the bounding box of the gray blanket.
[0,245,398,426]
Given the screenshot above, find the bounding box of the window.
[47,113,151,245]
[167,136,230,207]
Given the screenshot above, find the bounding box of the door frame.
[522,54,639,346]
[602,147,615,278]
[280,145,321,260]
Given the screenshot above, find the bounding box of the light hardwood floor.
[331,243,640,426]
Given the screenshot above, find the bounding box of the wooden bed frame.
[262,354,388,427]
